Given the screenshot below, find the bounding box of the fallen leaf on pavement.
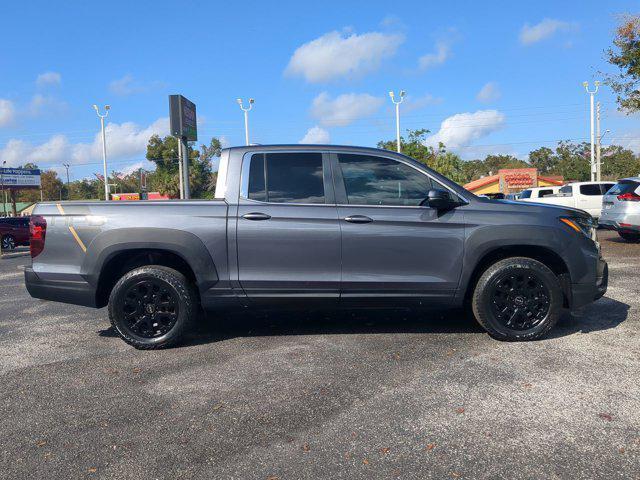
[302,443,310,452]
[425,443,436,451]
[456,407,465,414]
[212,403,224,411]
[599,413,613,421]
[36,441,46,447]
[362,458,369,465]
[88,468,97,473]
[380,447,390,454]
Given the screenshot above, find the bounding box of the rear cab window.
[246,152,326,204]
[559,185,573,196]
[520,190,532,199]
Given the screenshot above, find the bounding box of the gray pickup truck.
[25,145,608,349]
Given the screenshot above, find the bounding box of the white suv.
[532,181,615,219]
[519,186,562,201]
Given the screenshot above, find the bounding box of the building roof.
[463,174,500,191]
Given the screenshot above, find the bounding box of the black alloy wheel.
[121,279,180,338]
[108,266,197,349]
[472,257,562,341]
[488,272,551,331]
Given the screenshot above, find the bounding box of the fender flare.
[81,228,219,291]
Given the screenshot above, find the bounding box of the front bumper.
[569,255,608,309]
[24,267,98,308]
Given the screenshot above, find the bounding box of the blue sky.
[1,0,639,180]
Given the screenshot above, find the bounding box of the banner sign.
[0,168,41,189]
[169,95,197,141]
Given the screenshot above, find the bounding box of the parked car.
[531,181,615,219]
[599,177,640,242]
[518,186,561,202]
[0,216,30,250]
[25,145,607,349]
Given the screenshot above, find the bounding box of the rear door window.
[520,190,532,199]
[538,189,553,197]
[580,184,603,196]
[600,183,615,194]
[247,152,325,204]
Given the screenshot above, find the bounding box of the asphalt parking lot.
[0,231,638,480]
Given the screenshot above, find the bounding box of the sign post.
[169,95,197,200]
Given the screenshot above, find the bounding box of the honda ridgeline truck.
[25,145,608,349]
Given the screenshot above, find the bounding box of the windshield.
[519,189,532,199]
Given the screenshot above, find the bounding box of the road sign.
[0,168,41,189]
[169,95,197,141]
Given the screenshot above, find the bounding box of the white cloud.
[423,110,506,150]
[0,99,15,127]
[519,19,575,45]
[299,126,330,144]
[109,74,166,96]
[36,71,61,87]
[311,92,384,127]
[0,117,169,167]
[29,94,67,116]
[418,41,451,70]
[285,30,404,83]
[402,93,443,113]
[476,82,501,103]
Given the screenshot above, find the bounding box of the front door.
[236,151,341,301]
[332,152,465,305]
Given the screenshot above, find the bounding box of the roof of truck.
[224,144,391,153]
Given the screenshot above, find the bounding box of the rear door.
[235,151,341,301]
[332,152,465,304]
[577,184,606,217]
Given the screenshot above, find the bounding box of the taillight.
[617,192,640,202]
[29,215,47,258]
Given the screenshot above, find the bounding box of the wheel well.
[464,245,571,308]
[95,249,197,308]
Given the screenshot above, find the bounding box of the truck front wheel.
[471,257,563,341]
[108,266,197,349]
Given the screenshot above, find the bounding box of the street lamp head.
[388,91,394,99]
[105,105,111,111]
[92,104,99,112]
[400,90,406,98]
[249,98,255,104]
[595,81,601,87]
[236,98,242,105]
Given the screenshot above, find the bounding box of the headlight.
[560,216,596,240]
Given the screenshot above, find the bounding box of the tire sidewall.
[109,266,195,349]
[472,258,563,341]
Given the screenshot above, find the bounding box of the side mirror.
[422,188,458,211]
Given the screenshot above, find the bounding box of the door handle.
[242,212,271,221]
[344,215,373,224]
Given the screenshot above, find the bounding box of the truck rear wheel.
[108,266,197,349]
[471,257,563,341]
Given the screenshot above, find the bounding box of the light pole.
[583,81,600,182]
[237,98,254,146]
[389,90,406,153]
[92,104,111,200]
[62,163,70,199]
[1,160,6,217]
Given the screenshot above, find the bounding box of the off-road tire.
[472,257,563,341]
[618,231,640,243]
[108,265,197,350]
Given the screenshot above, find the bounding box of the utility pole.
[582,81,600,182]
[389,90,406,153]
[93,104,111,200]
[63,163,70,199]
[237,98,254,145]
